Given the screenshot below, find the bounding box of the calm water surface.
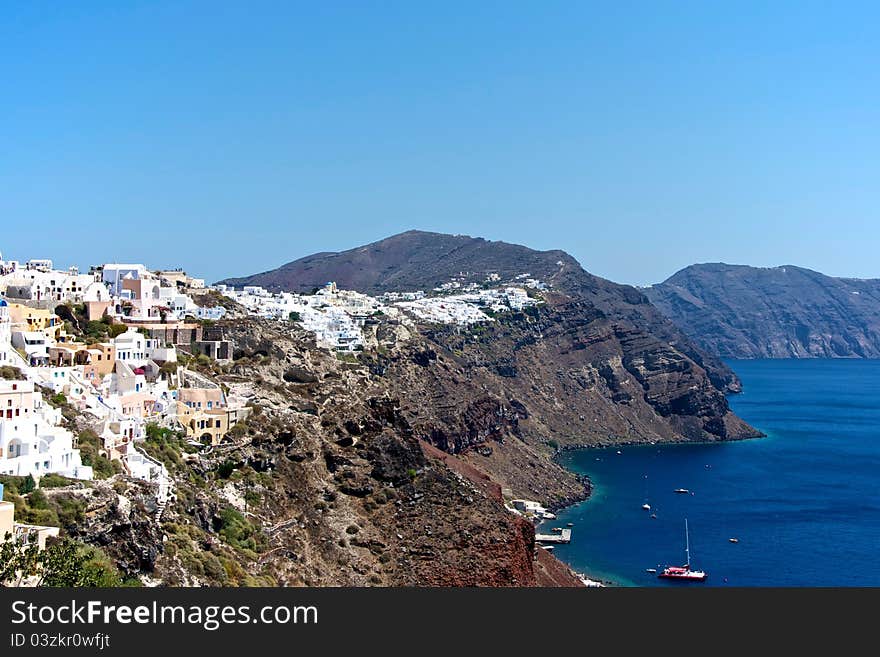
[546,360,880,586]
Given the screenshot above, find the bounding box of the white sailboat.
[658,519,707,581]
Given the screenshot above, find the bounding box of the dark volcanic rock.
[645,263,880,359]
[220,230,742,395]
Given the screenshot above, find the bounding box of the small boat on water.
[674,488,690,494]
[551,527,562,532]
[566,522,574,527]
[645,568,657,574]
[729,537,739,543]
[657,519,707,582]
[642,503,651,511]
[650,513,657,519]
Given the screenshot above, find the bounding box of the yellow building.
[8,303,62,341]
[176,402,250,446]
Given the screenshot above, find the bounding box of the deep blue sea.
[545,359,880,586]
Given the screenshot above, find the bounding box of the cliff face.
[217,232,762,513]
[220,230,742,394]
[63,319,584,587]
[645,264,880,359]
[374,297,756,502]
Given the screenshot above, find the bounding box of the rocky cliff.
[375,296,756,495]
[645,263,880,359]
[221,230,743,394]
[64,319,584,587]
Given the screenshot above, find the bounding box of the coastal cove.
[544,359,880,587]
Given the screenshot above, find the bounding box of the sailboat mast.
[685,519,691,567]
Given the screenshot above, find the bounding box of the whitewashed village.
[1,249,577,580]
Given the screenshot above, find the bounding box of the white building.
[12,331,50,366]
[0,380,92,480]
[102,263,148,296]
[113,328,147,364]
[145,338,177,364]
[25,259,53,273]
[0,251,18,277]
[2,268,98,304]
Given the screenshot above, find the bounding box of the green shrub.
[54,496,86,527]
[141,423,189,471]
[108,324,128,339]
[27,489,51,510]
[38,539,124,587]
[20,474,37,494]
[92,456,121,480]
[84,320,110,339]
[244,490,261,508]
[0,366,23,380]
[38,473,74,489]
[217,507,256,552]
[228,422,247,439]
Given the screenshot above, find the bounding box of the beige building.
[119,392,157,419]
[178,386,224,411]
[0,497,12,539]
[81,342,116,378]
[0,379,37,422]
[176,402,250,446]
[46,342,115,387]
[85,300,112,321]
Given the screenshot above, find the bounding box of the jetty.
[535,528,572,544]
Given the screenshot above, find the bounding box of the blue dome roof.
[0,299,7,307]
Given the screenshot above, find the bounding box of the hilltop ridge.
[645,263,880,359]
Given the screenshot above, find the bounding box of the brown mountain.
[221,231,756,441]
[644,263,880,359]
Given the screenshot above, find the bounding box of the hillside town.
[217,279,542,352]
[0,249,549,566]
[0,253,249,533]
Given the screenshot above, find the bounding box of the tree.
[0,532,40,587]
[1,536,122,587]
[20,475,36,495]
[37,538,120,587]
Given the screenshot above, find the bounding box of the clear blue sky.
[2,1,878,285]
